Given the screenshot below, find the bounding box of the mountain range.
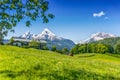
[14,28,75,50]
[80,32,116,43]
[12,28,117,49]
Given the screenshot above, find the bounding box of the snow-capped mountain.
[36,28,63,41]
[81,32,116,43]
[20,30,31,39]
[18,28,75,49]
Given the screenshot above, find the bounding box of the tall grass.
[0,45,120,80]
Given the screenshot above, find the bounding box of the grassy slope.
[0,46,120,80]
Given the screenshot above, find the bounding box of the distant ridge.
[80,32,116,43]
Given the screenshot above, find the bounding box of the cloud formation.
[93,11,105,17]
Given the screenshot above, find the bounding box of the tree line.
[71,43,120,54]
[7,37,120,55]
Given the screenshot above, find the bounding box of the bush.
[115,44,120,54]
[56,50,62,54]
[62,48,69,54]
[51,46,57,51]
[9,37,14,45]
[0,41,4,45]
[21,46,29,49]
[42,46,49,50]
[28,40,40,49]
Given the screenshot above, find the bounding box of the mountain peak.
[20,30,31,39]
[81,32,116,43]
[41,28,55,36]
[91,32,115,39]
[35,28,57,41]
[44,28,50,32]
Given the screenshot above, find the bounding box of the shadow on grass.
[78,54,95,58]
[0,64,43,79]
[106,53,120,58]
[0,70,18,78]
[42,68,119,80]
[0,66,119,80]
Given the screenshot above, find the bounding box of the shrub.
[28,40,40,49]
[62,48,69,54]
[51,46,57,51]
[42,46,49,50]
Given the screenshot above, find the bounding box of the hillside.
[93,37,120,47]
[0,46,120,80]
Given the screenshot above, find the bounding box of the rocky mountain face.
[81,32,116,43]
[18,28,75,50]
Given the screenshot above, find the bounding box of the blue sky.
[6,0,120,43]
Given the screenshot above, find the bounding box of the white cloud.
[93,11,105,17]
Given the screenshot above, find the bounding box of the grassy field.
[0,45,120,80]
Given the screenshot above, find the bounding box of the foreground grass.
[0,45,120,80]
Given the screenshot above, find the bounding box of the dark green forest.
[71,37,120,54]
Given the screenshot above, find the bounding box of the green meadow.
[0,45,120,80]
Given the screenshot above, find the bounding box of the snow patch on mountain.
[20,30,31,39]
[36,28,62,41]
[81,32,116,43]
